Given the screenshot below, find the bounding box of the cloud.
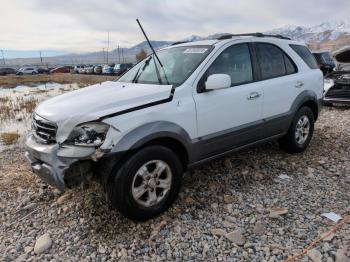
[1,0,349,53]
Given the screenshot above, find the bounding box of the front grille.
[325,84,350,99]
[32,114,57,144]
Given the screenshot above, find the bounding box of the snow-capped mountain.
[266,20,350,43]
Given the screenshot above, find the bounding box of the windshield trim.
[117,45,214,87]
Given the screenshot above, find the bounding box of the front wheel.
[279,106,315,153]
[106,145,183,221]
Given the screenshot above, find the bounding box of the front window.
[118,45,212,86]
[206,43,253,86]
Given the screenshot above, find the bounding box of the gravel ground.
[0,107,349,262]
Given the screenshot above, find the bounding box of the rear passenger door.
[254,43,300,136]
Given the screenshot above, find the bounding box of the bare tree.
[136,49,147,62]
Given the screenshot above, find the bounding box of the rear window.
[290,45,318,69]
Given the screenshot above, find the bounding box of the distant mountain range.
[4,20,350,66]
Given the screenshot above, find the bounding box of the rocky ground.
[0,107,349,262]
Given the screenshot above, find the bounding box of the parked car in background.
[313,51,335,75]
[77,66,86,74]
[50,66,72,74]
[25,34,323,221]
[37,68,50,74]
[114,63,133,76]
[102,64,115,75]
[0,67,17,75]
[16,67,38,75]
[74,65,84,74]
[84,65,95,74]
[323,46,350,106]
[94,65,102,75]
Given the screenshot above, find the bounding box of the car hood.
[35,81,173,141]
[333,46,350,71]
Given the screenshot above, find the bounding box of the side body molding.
[111,121,194,160]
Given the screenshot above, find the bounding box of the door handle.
[247,92,261,100]
[295,81,304,88]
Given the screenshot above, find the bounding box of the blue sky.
[1,0,349,58]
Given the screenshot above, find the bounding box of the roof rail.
[217,33,291,40]
[171,41,190,46]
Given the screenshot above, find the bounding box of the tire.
[32,71,36,75]
[279,106,315,154]
[106,145,183,221]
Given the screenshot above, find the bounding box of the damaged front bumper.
[24,133,102,191]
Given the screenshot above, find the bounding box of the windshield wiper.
[132,56,152,83]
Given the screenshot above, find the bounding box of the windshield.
[118,45,212,86]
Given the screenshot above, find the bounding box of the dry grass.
[0,96,38,121]
[0,132,20,145]
[0,73,116,88]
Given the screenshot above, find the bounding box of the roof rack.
[217,33,291,40]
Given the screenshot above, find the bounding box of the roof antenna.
[136,19,163,67]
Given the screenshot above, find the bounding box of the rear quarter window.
[290,45,318,69]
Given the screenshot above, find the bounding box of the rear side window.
[256,43,297,80]
[290,45,318,69]
[206,43,253,86]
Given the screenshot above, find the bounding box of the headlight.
[66,122,110,146]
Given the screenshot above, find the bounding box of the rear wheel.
[279,106,314,153]
[106,145,183,221]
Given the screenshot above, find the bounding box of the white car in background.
[16,67,38,75]
[77,66,86,74]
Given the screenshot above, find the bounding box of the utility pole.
[106,31,109,64]
[1,50,5,65]
[121,48,125,63]
[117,44,120,63]
[39,51,43,65]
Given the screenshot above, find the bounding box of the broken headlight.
[67,122,110,147]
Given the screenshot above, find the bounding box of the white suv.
[16,67,38,75]
[25,34,323,221]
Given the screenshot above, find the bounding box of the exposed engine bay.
[324,46,350,104]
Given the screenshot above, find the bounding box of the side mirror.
[205,74,231,91]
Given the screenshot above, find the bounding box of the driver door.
[193,43,264,158]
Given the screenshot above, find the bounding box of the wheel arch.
[290,90,321,121]
[111,122,193,170]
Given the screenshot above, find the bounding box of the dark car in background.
[114,63,133,76]
[0,67,17,75]
[50,66,72,74]
[94,65,102,75]
[313,51,335,75]
[323,46,350,105]
[37,68,50,74]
